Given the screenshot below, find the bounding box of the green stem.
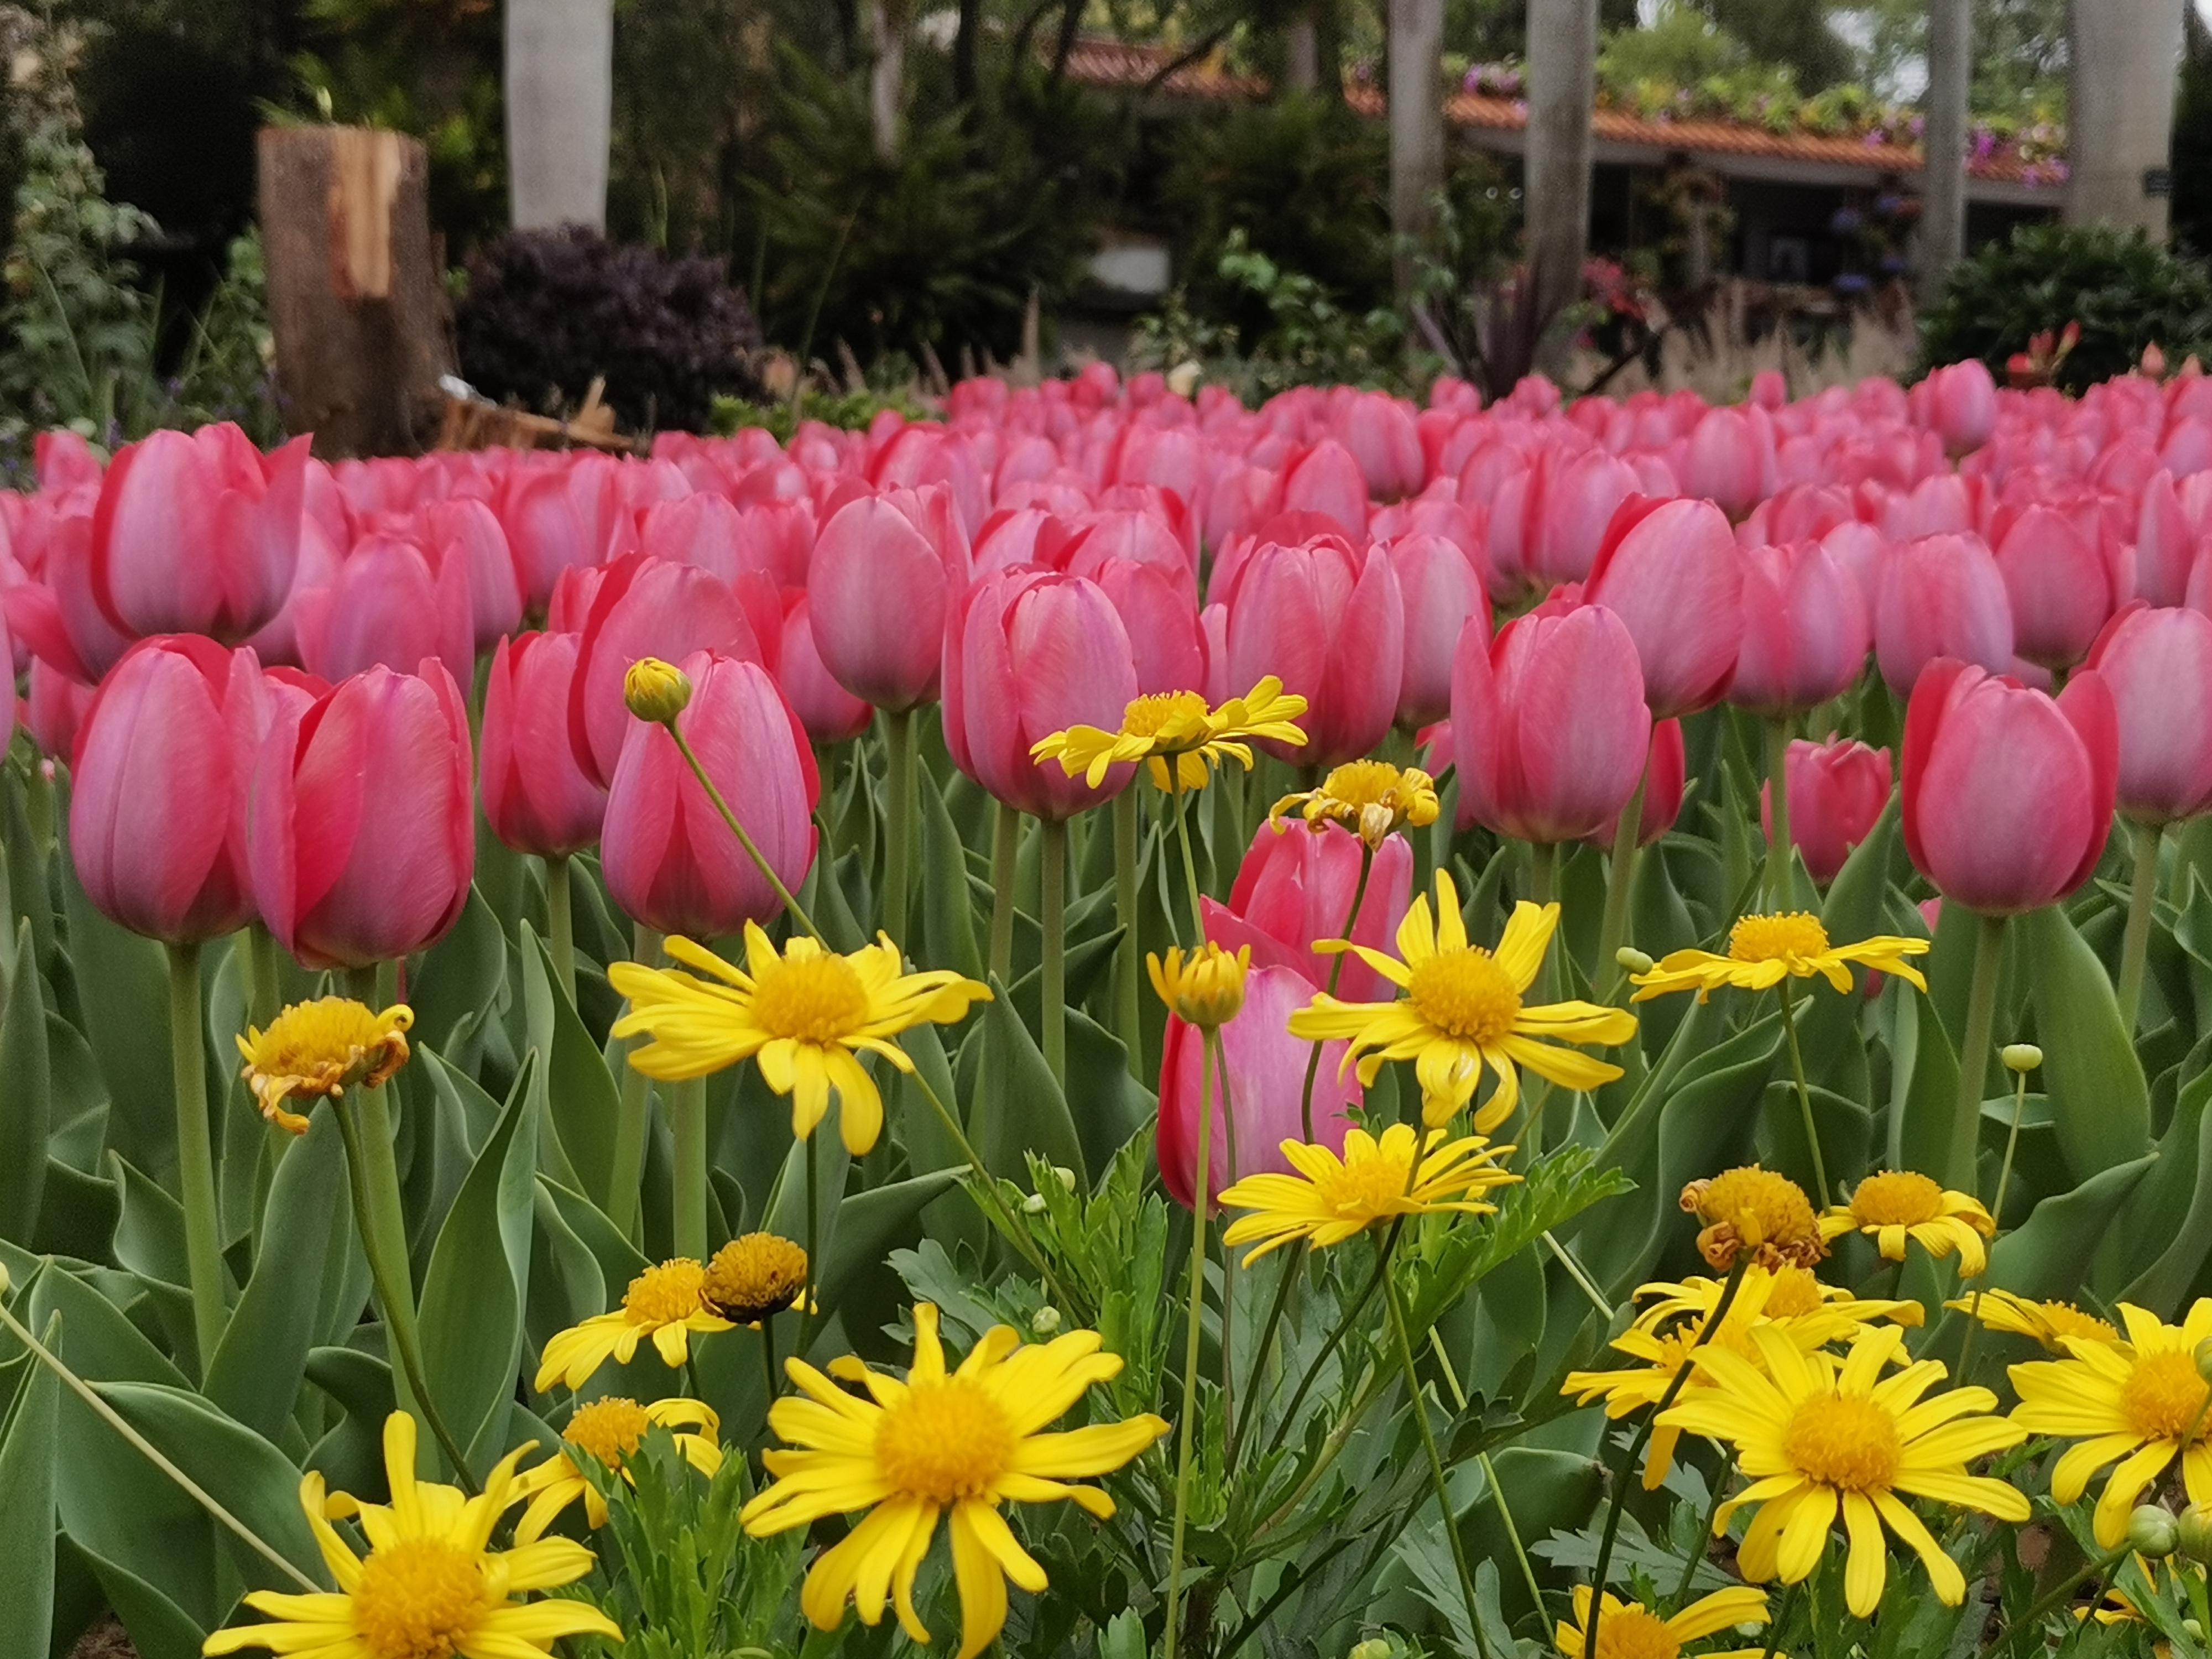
[1040,816,1068,1087]
[1765,717,1794,907]
[672,1076,708,1262]
[1597,770,1649,999]
[607,924,664,1244]
[665,723,825,944]
[1384,1261,1493,1659]
[1213,1031,1238,1452]
[1171,782,1207,941]
[883,706,916,940]
[1959,1060,2035,1385]
[903,1062,1080,1316]
[247,924,282,1028]
[1526,841,1561,1152]
[166,942,226,1374]
[989,801,1020,984]
[2118,819,2162,1035]
[1755,1582,1799,1659]
[1113,789,1143,1076]
[1672,1447,1734,1602]
[1259,1219,1401,1465]
[799,1124,823,1357]
[1777,977,1830,1206]
[545,853,576,1004]
[1945,913,2007,1191]
[1162,1038,1217,1659]
[1298,842,1374,1141]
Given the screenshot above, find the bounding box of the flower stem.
[1597,769,1649,1000]
[1114,789,1143,1076]
[1526,841,1561,1152]
[545,853,576,1003]
[1755,1582,1799,1659]
[1383,1260,1494,1659]
[606,924,663,1244]
[1162,1039,1217,1659]
[800,1123,823,1357]
[165,942,227,1374]
[1582,1255,1750,1659]
[665,723,824,944]
[1777,977,1830,1206]
[1672,1446,1734,1602]
[247,923,282,1028]
[1171,781,1207,942]
[1040,816,1068,1087]
[2117,818,2162,1035]
[672,1075,708,1262]
[903,1061,1079,1314]
[1764,717,1794,907]
[883,705,916,940]
[1958,1059,2035,1385]
[1298,841,1374,1141]
[989,801,1020,983]
[1213,1031,1239,1452]
[1259,1219,1401,1465]
[330,1084,478,1493]
[1946,912,2007,1191]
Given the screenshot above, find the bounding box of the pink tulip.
[942,568,1139,819]
[1218,532,1402,765]
[2084,603,2212,824]
[1485,445,1641,593]
[1279,439,1370,538]
[1762,739,1893,884]
[295,533,475,688]
[1158,962,1358,1209]
[1902,658,2119,915]
[600,650,818,937]
[1588,719,1685,851]
[1874,533,2015,692]
[1205,822,1413,1004]
[807,490,968,711]
[25,659,94,759]
[1453,604,1652,843]
[250,660,475,968]
[1335,392,1425,501]
[777,594,873,745]
[481,632,607,857]
[2135,471,2197,609]
[421,498,524,650]
[1729,540,1871,714]
[1387,533,1490,730]
[1920,360,1998,456]
[88,425,310,642]
[501,454,633,610]
[568,555,764,789]
[1586,497,1741,719]
[1681,405,1772,519]
[1991,503,2120,670]
[1091,556,1206,695]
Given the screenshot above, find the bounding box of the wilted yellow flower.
[702,1233,810,1325]
[513,1396,722,1541]
[1946,1288,2119,1353]
[1271,760,1440,846]
[1820,1171,1996,1276]
[1218,1124,1520,1264]
[623,654,693,723]
[1630,912,1929,1003]
[236,999,413,1135]
[1147,942,1250,1028]
[533,1258,733,1393]
[1679,1166,1828,1272]
[1031,676,1308,792]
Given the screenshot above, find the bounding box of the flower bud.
[1052,1166,1077,1192]
[0,1259,9,1298]
[2179,1503,2212,1566]
[1349,1641,1392,1659]
[1031,1306,1062,1335]
[2196,1335,2212,1384]
[623,655,693,725]
[1147,942,1251,1030]
[2001,1043,2044,1073]
[2131,1504,2182,1559]
[1021,1192,1048,1215]
[1616,946,1656,975]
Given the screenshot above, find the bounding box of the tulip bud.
[2178,1503,2212,1565]
[2131,1504,2182,1559]
[2002,1044,2044,1073]
[624,656,693,724]
[1616,947,1656,975]
[1032,1306,1062,1335]
[1148,943,1251,1030]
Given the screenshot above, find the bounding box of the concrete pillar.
[1388,0,1445,299]
[1917,0,1970,306]
[1526,0,1599,371]
[870,0,906,162]
[2068,0,2184,240]
[505,0,611,232]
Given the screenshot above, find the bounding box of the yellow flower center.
[1728,912,1832,964]
[622,1259,708,1327]
[1151,943,1250,1029]
[1849,1171,1944,1228]
[239,998,413,1096]
[1783,1394,1902,1491]
[564,1397,653,1468]
[1761,1267,1828,1319]
[2037,1301,2119,1345]
[1687,1167,1818,1248]
[1312,1147,1421,1220]
[1587,1606,1682,1659]
[1407,948,1522,1045]
[1318,760,1406,810]
[749,952,872,1044]
[2124,1350,2211,1440]
[702,1233,810,1324]
[350,1538,485,1659]
[874,1377,1016,1504]
[1120,690,1209,741]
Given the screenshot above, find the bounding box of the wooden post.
[1526,0,1600,374]
[1917,0,1971,307]
[257,126,452,458]
[1387,0,1444,301]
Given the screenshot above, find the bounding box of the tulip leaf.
[526,1178,608,1350]
[418,1051,538,1474]
[59,852,174,1183]
[302,1345,395,1497]
[107,1152,204,1366]
[0,1310,59,1659]
[1792,801,1898,1074]
[969,974,1086,1187]
[1888,989,1963,1181]
[763,1130,852,1278]
[2121,1056,2212,1309]
[69,1553,206,1659]
[0,919,50,1245]
[521,923,619,1204]
[409,885,508,1058]
[2021,905,2153,1181]
[917,763,985,984]
[1978,1154,2157,1307]
[817,1168,961,1327]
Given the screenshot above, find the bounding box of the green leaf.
[1983,1154,2158,1306]
[918,761,985,984]
[59,851,174,1181]
[1889,989,1961,1179]
[817,1169,960,1327]
[419,1052,539,1472]
[408,885,507,1056]
[0,1311,59,1659]
[521,924,618,1203]
[2122,1057,2212,1309]
[2021,905,2153,1181]
[969,974,1086,1186]
[0,919,50,1244]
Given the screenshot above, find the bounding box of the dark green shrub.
[1918,223,2212,393]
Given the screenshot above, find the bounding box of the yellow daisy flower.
[512,1396,723,1542]
[2011,1300,2212,1547]
[1679,1166,1829,1273]
[1270,759,1441,847]
[203,1411,620,1659]
[1663,1324,2028,1617]
[1945,1288,2121,1353]
[741,1303,1169,1659]
[1147,941,1250,1029]
[1287,869,1637,1131]
[236,998,413,1135]
[702,1232,810,1325]
[1553,1585,1771,1659]
[533,1257,734,1393]
[1564,1266,1918,1491]
[609,926,990,1156]
[1030,676,1309,792]
[1217,1123,1521,1265]
[1820,1172,1997,1276]
[1630,912,1929,1003]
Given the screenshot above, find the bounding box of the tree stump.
[257,126,453,458]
